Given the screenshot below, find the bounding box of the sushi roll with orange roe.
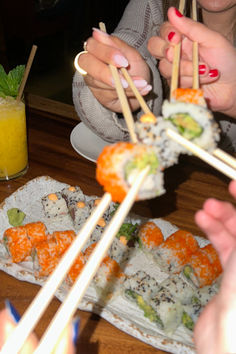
[138,221,164,251]
[171,88,206,107]
[33,238,59,277]
[66,252,85,285]
[3,225,32,263]
[96,142,165,203]
[51,230,76,256]
[201,244,222,278]
[183,248,216,288]
[25,221,47,247]
[154,230,199,274]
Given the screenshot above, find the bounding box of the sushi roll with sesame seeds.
[182,299,202,332]
[123,270,159,302]
[158,275,195,305]
[162,99,220,153]
[135,115,186,168]
[61,185,85,206]
[149,287,183,334]
[194,284,218,306]
[108,222,139,266]
[96,142,165,203]
[41,192,69,220]
[68,200,90,231]
[154,229,199,274]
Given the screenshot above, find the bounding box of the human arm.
[72,0,164,142]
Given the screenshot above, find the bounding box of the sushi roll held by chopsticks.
[96,142,165,203]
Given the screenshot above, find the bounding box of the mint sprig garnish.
[0,64,25,99]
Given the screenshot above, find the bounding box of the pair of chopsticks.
[1,167,149,353]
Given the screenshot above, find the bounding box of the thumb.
[167,7,223,47]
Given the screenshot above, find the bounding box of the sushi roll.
[171,88,207,107]
[68,200,90,231]
[154,229,199,274]
[135,115,186,168]
[51,230,76,256]
[138,221,164,252]
[194,284,218,306]
[158,275,195,305]
[96,142,165,203]
[61,185,85,207]
[162,99,220,152]
[201,244,222,278]
[33,238,59,277]
[123,270,159,302]
[66,252,85,285]
[41,192,69,219]
[182,248,216,288]
[3,225,32,263]
[93,254,125,302]
[25,221,47,247]
[108,222,138,266]
[182,300,202,332]
[149,287,183,334]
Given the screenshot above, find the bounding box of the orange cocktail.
[0,96,28,180]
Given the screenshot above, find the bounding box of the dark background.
[0,0,129,104]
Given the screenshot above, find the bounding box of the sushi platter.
[0,176,221,354]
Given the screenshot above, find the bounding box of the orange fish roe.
[140,113,157,123]
[201,244,222,277]
[68,186,76,192]
[3,226,32,263]
[83,242,98,262]
[138,221,164,250]
[97,217,106,228]
[34,238,59,276]
[172,88,205,106]
[100,255,125,282]
[157,229,199,273]
[186,249,216,287]
[67,253,85,284]
[52,230,76,256]
[48,193,58,201]
[25,221,47,247]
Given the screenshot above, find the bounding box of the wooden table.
[0,106,235,353]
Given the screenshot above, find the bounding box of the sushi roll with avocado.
[171,88,207,107]
[135,115,186,168]
[3,225,32,263]
[138,221,164,253]
[149,287,183,334]
[158,275,195,305]
[182,298,202,332]
[123,270,159,302]
[162,99,220,152]
[108,222,139,266]
[41,192,69,220]
[154,229,199,274]
[96,142,165,203]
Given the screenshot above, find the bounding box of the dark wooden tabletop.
[0,105,235,353]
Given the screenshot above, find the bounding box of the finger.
[0,302,38,353]
[229,180,236,199]
[159,21,182,44]
[147,36,169,60]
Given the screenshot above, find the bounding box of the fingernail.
[112,78,128,88]
[140,84,152,95]
[5,299,21,323]
[168,31,175,41]
[72,317,80,345]
[175,8,183,17]
[133,79,148,88]
[199,64,206,75]
[92,27,109,37]
[113,54,129,68]
[209,69,219,78]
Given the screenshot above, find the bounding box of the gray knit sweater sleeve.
[72,0,164,143]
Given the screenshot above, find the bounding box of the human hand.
[76,28,152,112]
[148,7,236,117]
[195,180,236,267]
[0,300,79,353]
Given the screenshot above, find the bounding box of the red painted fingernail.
[209,69,219,78]
[168,31,175,41]
[199,64,206,75]
[175,8,183,17]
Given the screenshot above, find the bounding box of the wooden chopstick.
[35,166,150,353]
[166,129,236,179]
[170,0,186,99]
[0,193,112,354]
[192,0,199,89]
[99,22,138,143]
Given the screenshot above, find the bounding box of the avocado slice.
[182,311,194,331]
[169,113,203,140]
